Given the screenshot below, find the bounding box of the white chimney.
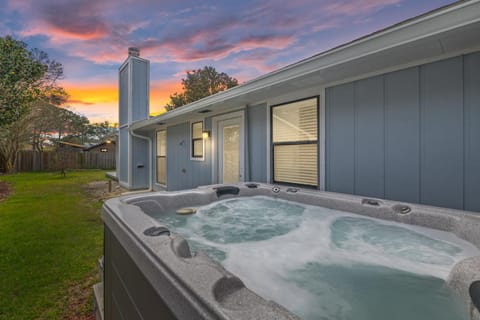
[118,48,150,189]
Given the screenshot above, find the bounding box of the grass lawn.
[0,170,107,320]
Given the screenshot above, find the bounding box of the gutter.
[129,129,153,191]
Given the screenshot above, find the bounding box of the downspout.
[130,128,153,191]
[244,106,250,182]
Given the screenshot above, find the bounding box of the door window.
[222,124,240,183]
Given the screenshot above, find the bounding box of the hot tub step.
[98,257,104,283]
[93,282,104,320]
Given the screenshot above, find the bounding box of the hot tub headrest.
[214,186,240,197]
[470,280,480,312]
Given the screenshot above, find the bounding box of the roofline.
[84,140,116,151]
[57,141,84,148]
[131,0,480,130]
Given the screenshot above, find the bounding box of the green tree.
[55,111,90,144]
[87,121,116,143]
[0,115,32,172]
[29,104,90,151]
[0,36,66,127]
[0,36,66,172]
[30,102,59,152]
[165,66,238,111]
[59,118,118,145]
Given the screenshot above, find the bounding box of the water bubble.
[150,196,478,320]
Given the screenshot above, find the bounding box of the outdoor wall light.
[202,130,211,139]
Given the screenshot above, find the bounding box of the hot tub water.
[149,196,478,320]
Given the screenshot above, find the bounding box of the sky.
[0,0,455,123]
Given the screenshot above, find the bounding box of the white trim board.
[211,110,245,184]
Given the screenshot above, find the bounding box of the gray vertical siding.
[119,127,129,183]
[118,57,150,189]
[119,58,149,126]
[166,122,212,191]
[166,123,188,191]
[326,52,480,211]
[191,121,212,188]
[420,57,464,209]
[131,59,149,122]
[355,76,385,198]
[131,137,149,189]
[326,83,355,194]
[248,104,267,182]
[104,227,176,320]
[385,68,420,203]
[464,52,480,212]
[119,67,129,126]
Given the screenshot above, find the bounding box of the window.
[156,130,166,184]
[191,121,204,158]
[272,97,318,187]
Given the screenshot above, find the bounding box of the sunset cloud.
[66,100,95,106]
[235,50,280,74]
[142,33,295,63]
[63,82,118,123]
[150,80,184,112]
[64,83,117,105]
[323,0,402,16]
[2,0,453,122]
[41,1,109,40]
[62,79,184,120]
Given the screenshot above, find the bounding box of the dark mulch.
[0,181,11,202]
[62,273,98,320]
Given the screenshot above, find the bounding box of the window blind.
[191,121,203,158]
[156,130,166,184]
[156,157,166,185]
[273,99,317,143]
[156,130,166,156]
[272,97,318,187]
[274,144,317,186]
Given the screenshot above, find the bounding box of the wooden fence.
[15,150,116,172]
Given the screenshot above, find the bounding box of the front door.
[213,112,244,184]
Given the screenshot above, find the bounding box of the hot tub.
[100,183,480,320]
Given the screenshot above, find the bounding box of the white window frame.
[211,110,245,184]
[155,129,167,186]
[190,119,205,161]
[271,96,319,188]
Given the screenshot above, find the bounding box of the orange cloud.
[49,27,108,40]
[71,102,118,124]
[62,82,118,122]
[62,79,183,122]
[150,79,183,113]
[66,99,95,105]
[20,24,108,42]
[65,83,118,105]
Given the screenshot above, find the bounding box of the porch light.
[202,130,210,139]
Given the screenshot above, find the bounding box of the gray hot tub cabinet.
[97,183,480,320]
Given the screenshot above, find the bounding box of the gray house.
[117,1,480,212]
